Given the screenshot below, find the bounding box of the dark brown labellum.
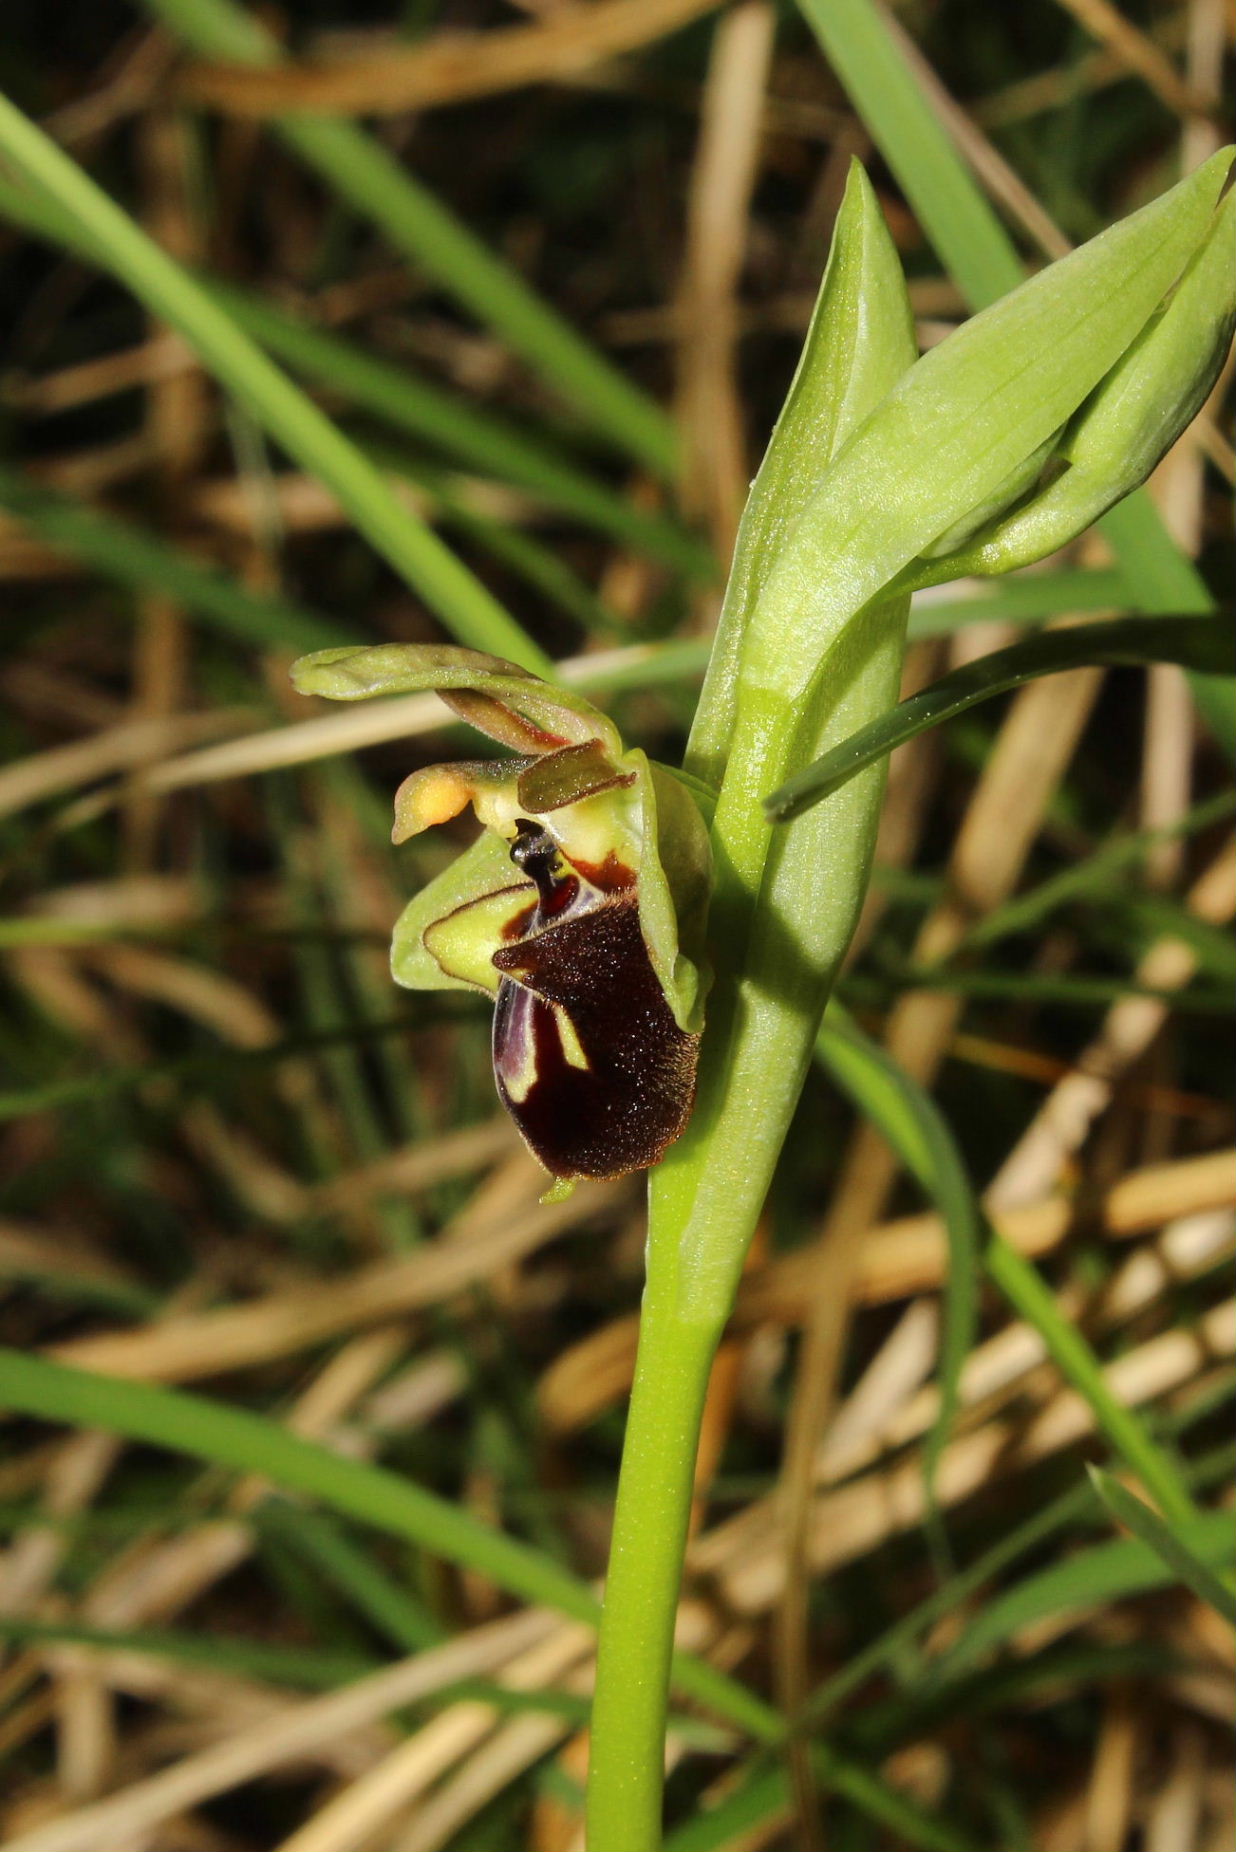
[490,822,699,1180]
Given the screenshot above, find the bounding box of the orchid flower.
[290,645,712,1185]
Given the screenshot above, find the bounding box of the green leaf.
[959,790,1236,952]
[815,1006,980,1501]
[205,283,709,572]
[1087,1467,1236,1629]
[765,616,1230,822]
[941,1509,1235,1671]
[792,0,1229,749]
[984,1238,1196,1528]
[793,0,1023,305]
[0,172,705,574]
[0,1613,376,1688]
[255,1504,443,1652]
[0,1348,595,1618]
[906,568,1131,637]
[0,1348,779,1741]
[663,1747,985,1852]
[879,967,1230,1016]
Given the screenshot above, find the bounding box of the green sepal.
[389,755,713,1034]
[422,883,534,996]
[296,642,714,1036]
[290,643,624,757]
[919,427,1061,561]
[390,831,520,996]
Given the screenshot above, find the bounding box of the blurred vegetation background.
[0,1,1232,1848]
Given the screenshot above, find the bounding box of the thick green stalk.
[586,166,917,1846]
[587,1304,718,1841]
[587,608,911,1852]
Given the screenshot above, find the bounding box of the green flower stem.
[585,165,919,1848]
[587,1304,718,1844]
[587,606,909,1848]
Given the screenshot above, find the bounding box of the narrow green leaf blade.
[687,158,916,788]
[766,616,1230,822]
[985,1239,1197,1528]
[942,1510,1235,1670]
[0,1348,595,1619]
[1088,1467,1236,1629]
[816,1005,980,1504]
[210,282,710,572]
[0,1349,779,1740]
[0,171,703,572]
[960,791,1236,952]
[794,0,1024,304]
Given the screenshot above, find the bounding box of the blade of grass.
[939,1506,1235,1670]
[867,968,1230,1014]
[802,1423,1235,1732]
[140,0,678,478]
[803,1480,1096,1727]
[662,1766,787,1852]
[207,283,710,574]
[255,1505,444,1651]
[0,1254,157,1320]
[815,1005,980,1502]
[0,1612,376,1688]
[794,0,1025,305]
[1119,895,1236,980]
[810,1005,1206,1581]
[856,1640,1177,1750]
[663,1744,985,1852]
[0,465,354,652]
[765,616,1229,822]
[0,93,550,674]
[960,790,1236,950]
[1100,494,1235,753]
[983,1237,1197,1527]
[0,1348,780,1741]
[907,567,1131,637]
[1087,1465,1236,1628]
[362,442,630,637]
